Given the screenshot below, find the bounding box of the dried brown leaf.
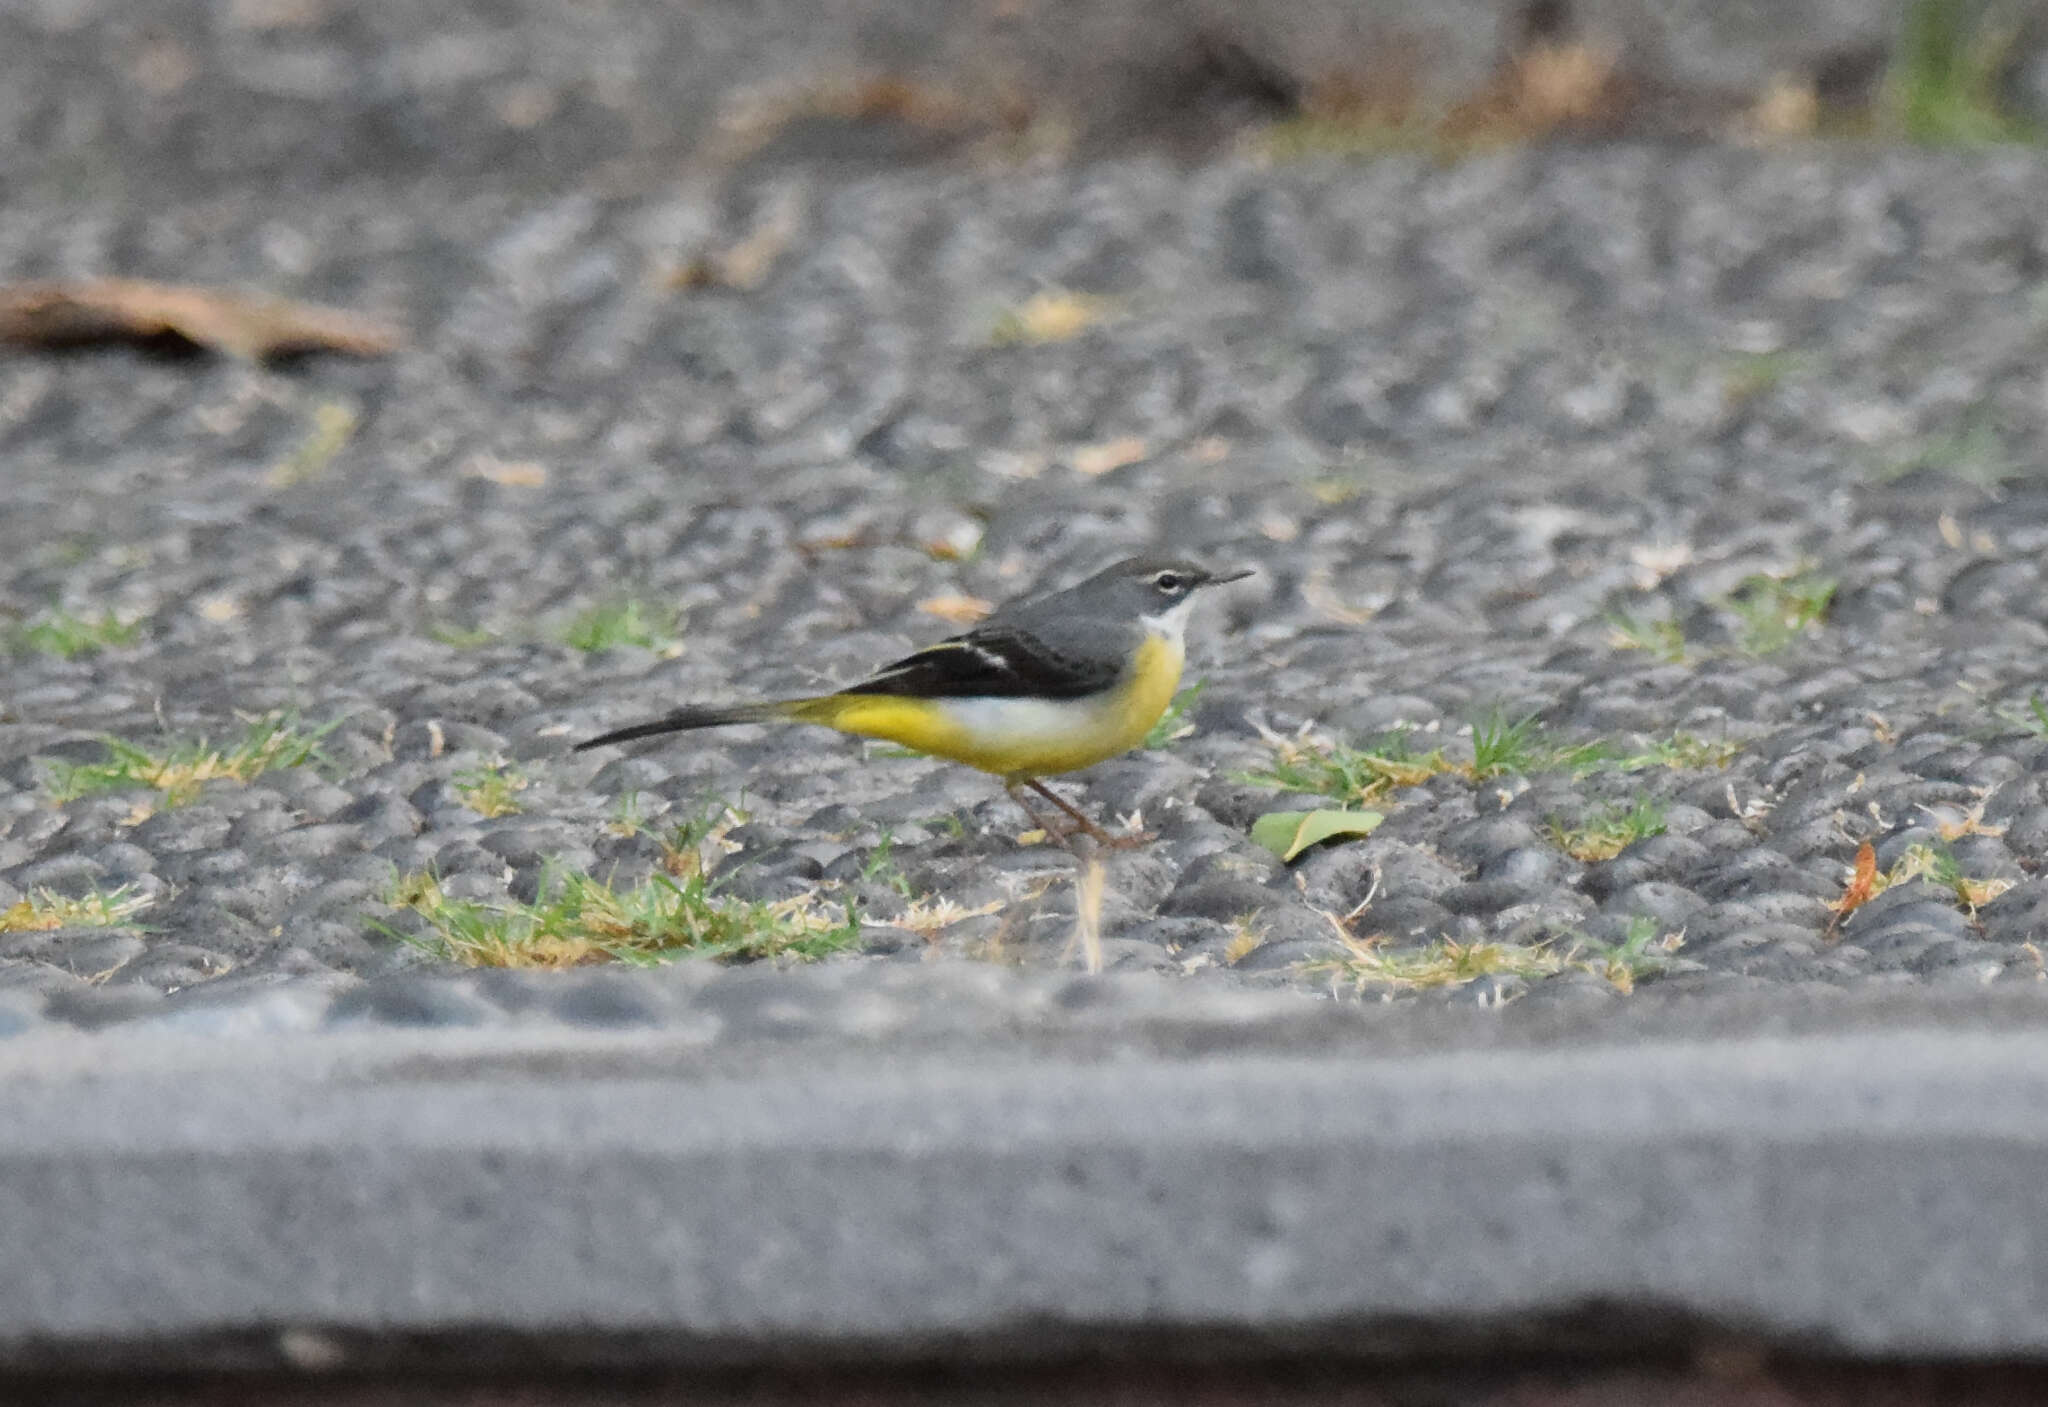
[917,594,994,625]
[0,278,401,360]
[1441,40,1627,147]
[703,71,995,170]
[1068,435,1148,476]
[991,289,1116,347]
[460,454,549,488]
[1743,72,1820,139]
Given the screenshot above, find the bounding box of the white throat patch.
[1140,593,1198,645]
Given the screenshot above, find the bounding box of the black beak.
[1204,567,1255,587]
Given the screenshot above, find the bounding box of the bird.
[574,555,1252,847]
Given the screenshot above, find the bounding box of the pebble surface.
[8,142,2048,1031]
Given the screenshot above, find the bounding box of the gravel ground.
[7,143,2048,1028]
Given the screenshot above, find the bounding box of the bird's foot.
[1045,814,1154,852]
[1009,781,1153,852]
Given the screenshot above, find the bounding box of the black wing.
[839,625,1118,701]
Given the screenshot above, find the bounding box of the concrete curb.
[7,1006,2048,1371]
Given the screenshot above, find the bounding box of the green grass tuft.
[1881,416,2015,486]
[1882,841,2016,916]
[1548,799,1668,862]
[1251,720,1739,806]
[558,599,681,654]
[1144,680,1207,748]
[1605,611,1688,664]
[605,791,656,838]
[1723,572,1836,655]
[1301,933,1568,992]
[386,863,860,969]
[1613,732,1743,772]
[8,609,140,659]
[1248,726,1455,804]
[1468,710,1614,779]
[268,400,359,487]
[1304,914,1682,996]
[427,623,498,648]
[1572,914,1686,994]
[0,884,153,933]
[1721,349,1810,407]
[654,801,746,877]
[1886,0,2042,144]
[452,761,527,818]
[988,289,1117,347]
[1607,566,1839,664]
[1255,110,1449,163]
[43,713,337,810]
[2026,696,2048,737]
[859,830,916,898]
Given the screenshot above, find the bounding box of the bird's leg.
[1026,779,1152,849]
[1004,780,1082,852]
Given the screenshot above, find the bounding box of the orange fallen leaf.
[1826,840,1878,939]
[0,278,402,360]
[917,594,993,625]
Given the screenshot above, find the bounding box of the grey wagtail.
[574,556,1251,845]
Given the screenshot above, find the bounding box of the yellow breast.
[1100,631,1186,757]
[802,633,1185,779]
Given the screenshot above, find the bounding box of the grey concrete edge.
[5,1010,2048,1371]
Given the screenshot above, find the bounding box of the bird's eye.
[1153,571,1184,594]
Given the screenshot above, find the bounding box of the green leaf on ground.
[1251,808,1384,862]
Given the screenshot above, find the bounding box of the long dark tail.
[572,701,795,752]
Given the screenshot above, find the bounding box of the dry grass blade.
[1064,853,1107,976]
[0,278,402,360]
